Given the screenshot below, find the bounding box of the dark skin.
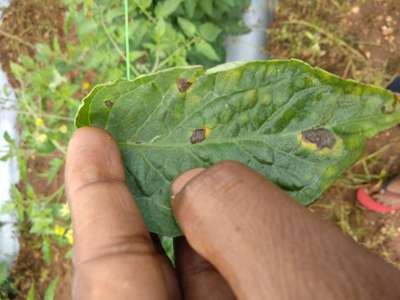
[65,127,400,299]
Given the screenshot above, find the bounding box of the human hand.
[66,127,400,300]
[65,127,234,299]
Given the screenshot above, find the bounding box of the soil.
[0,0,65,86]
[268,0,400,85]
[0,0,71,299]
[268,0,400,266]
[347,1,400,77]
[9,153,72,300]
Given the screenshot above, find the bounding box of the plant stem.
[51,140,66,155]
[136,4,156,23]
[0,29,36,50]
[124,0,131,80]
[99,7,139,77]
[283,20,366,62]
[157,37,197,70]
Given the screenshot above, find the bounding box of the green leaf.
[75,59,400,237]
[135,0,152,9]
[221,0,235,7]
[199,22,222,42]
[10,62,25,80]
[199,0,213,16]
[75,67,203,128]
[161,236,175,264]
[177,17,196,37]
[11,186,25,223]
[47,158,64,185]
[44,277,59,300]
[20,55,36,69]
[0,262,8,286]
[42,237,52,264]
[35,43,53,62]
[155,0,183,18]
[27,282,36,300]
[224,21,251,35]
[184,0,197,18]
[195,40,220,61]
[154,18,166,41]
[3,131,15,147]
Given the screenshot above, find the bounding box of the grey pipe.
[225,0,277,61]
[0,0,20,272]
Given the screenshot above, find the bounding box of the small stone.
[381,25,394,36]
[365,51,371,59]
[351,6,360,14]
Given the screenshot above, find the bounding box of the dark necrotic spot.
[301,128,336,149]
[190,128,206,144]
[105,100,114,109]
[177,78,192,93]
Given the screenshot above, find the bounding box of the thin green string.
[124,0,131,80]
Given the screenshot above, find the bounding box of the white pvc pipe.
[225,0,277,61]
[0,0,20,269]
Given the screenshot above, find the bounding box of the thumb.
[171,161,400,300]
[171,161,285,298]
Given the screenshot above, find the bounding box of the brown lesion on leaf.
[392,93,399,112]
[381,93,400,114]
[177,78,192,93]
[301,128,336,150]
[105,100,114,109]
[190,128,206,144]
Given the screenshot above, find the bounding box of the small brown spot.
[190,128,206,144]
[382,94,399,114]
[105,100,114,109]
[177,78,192,93]
[391,94,399,113]
[302,128,336,149]
[139,53,148,64]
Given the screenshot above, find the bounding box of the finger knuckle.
[75,232,155,267]
[174,161,251,237]
[212,160,246,173]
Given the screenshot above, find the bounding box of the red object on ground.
[356,188,400,213]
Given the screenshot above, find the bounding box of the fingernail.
[171,168,206,196]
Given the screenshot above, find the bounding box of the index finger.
[65,127,178,300]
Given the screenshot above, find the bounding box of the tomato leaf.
[44,277,59,300]
[135,0,152,9]
[183,0,197,18]
[199,22,222,42]
[177,17,197,37]
[75,59,400,236]
[154,18,166,41]
[199,0,213,16]
[155,0,183,18]
[195,39,220,61]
